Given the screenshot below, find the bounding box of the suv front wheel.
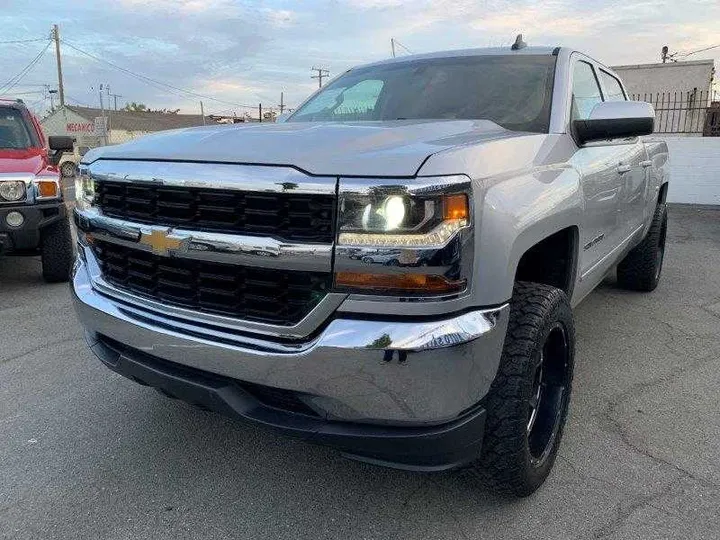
[463,282,575,496]
[41,216,74,282]
[60,161,77,178]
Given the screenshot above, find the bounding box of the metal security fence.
[630,91,713,135]
[704,102,720,137]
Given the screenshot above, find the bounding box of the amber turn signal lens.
[335,271,465,294]
[37,181,59,198]
[443,194,469,221]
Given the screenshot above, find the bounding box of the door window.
[599,70,626,101]
[571,61,603,120]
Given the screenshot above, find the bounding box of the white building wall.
[109,130,151,144]
[41,108,104,148]
[611,60,714,98]
[662,137,720,205]
[41,108,151,147]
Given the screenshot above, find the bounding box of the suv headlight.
[335,176,472,295]
[75,170,95,209]
[0,181,26,202]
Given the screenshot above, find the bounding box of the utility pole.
[105,84,112,139]
[391,38,396,58]
[279,91,285,114]
[98,84,109,146]
[46,86,58,112]
[109,93,122,111]
[200,101,206,125]
[52,24,65,108]
[259,103,262,123]
[311,67,330,89]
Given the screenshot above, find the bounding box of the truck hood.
[0,148,49,175]
[83,120,525,177]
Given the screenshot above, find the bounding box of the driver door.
[567,58,626,287]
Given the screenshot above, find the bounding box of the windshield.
[289,55,556,132]
[0,107,37,150]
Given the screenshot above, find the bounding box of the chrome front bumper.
[72,256,509,425]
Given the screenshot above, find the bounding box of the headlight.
[0,181,26,202]
[338,186,469,247]
[75,171,95,209]
[334,176,472,296]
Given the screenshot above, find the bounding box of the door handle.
[617,164,632,174]
[639,160,653,168]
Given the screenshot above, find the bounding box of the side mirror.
[573,101,654,145]
[47,136,75,166]
[49,135,75,152]
[275,113,291,123]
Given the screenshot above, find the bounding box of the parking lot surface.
[1,205,719,540]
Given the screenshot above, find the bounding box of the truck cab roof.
[357,46,560,70]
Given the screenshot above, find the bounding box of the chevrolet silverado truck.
[71,46,668,496]
[0,99,75,281]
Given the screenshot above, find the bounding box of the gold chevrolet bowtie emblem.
[138,229,185,256]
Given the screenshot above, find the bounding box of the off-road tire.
[617,202,668,292]
[41,216,74,283]
[60,161,77,178]
[462,282,575,497]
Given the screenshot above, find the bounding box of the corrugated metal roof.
[64,106,214,132]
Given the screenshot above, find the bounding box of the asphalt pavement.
[1,205,719,539]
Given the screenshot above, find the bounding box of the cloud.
[117,0,234,13]
[342,0,408,9]
[1,0,717,117]
[263,8,296,28]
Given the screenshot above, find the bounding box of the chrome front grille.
[94,181,335,243]
[79,161,338,330]
[92,240,332,325]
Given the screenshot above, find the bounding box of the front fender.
[473,166,584,306]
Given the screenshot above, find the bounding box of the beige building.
[611,59,714,99]
[41,105,214,148]
[610,60,715,135]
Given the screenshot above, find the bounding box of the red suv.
[0,99,75,281]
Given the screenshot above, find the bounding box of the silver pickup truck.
[71,45,669,496]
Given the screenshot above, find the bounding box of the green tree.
[122,102,148,112]
[368,334,392,349]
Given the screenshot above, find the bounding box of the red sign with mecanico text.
[66,122,94,133]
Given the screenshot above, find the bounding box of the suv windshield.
[289,55,557,132]
[0,107,37,150]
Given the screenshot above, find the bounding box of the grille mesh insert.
[93,240,331,325]
[94,181,335,243]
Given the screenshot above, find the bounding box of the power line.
[65,94,90,107]
[0,38,48,45]
[61,39,257,109]
[677,43,720,58]
[394,39,414,55]
[2,90,45,96]
[27,95,48,110]
[0,41,52,95]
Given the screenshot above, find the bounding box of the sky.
[1,0,718,117]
